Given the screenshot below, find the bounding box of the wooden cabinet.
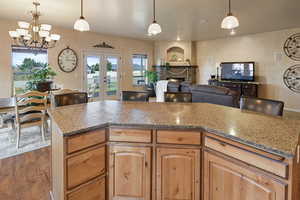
[67,129,106,154]
[109,145,151,200]
[208,79,258,98]
[109,128,152,143]
[156,148,200,200]
[203,151,287,200]
[67,146,106,189]
[157,130,201,145]
[67,177,106,200]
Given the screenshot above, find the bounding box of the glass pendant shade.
[16,29,28,36]
[41,24,52,31]
[221,14,239,29]
[148,21,162,36]
[24,35,32,40]
[74,17,90,31]
[18,21,30,29]
[39,30,49,38]
[9,31,19,38]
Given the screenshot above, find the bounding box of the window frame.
[11,46,48,95]
[132,54,148,86]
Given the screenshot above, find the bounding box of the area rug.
[0,125,50,159]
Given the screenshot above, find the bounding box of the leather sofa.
[166,82,239,108]
[190,85,239,108]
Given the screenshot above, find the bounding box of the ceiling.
[0,0,300,41]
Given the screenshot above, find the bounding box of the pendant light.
[74,0,90,31]
[148,0,162,36]
[221,0,239,29]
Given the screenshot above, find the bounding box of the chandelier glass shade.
[221,0,239,29]
[8,1,61,49]
[221,14,239,29]
[74,0,90,31]
[148,21,162,36]
[74,17,90,32]
[148,0,162,36]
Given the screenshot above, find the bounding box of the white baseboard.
[284,108,300,113]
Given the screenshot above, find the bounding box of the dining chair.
[164,92,192,103]
[52,92,88,108]
[240,96,284,116]
[14,91,48,148]
[121,91,149,102]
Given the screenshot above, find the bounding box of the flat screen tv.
[220,62,255,82]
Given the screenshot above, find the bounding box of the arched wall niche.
[166,46,185,62]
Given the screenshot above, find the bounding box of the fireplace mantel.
[152,65,198,83]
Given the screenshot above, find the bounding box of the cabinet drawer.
[204,137,288,178]
[67,177,105,200]
[109,128,152,143]
[67,129,106,154]
[157,130,201,145]
[67,147,106,189]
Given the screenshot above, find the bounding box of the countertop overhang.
[48,100,300,158]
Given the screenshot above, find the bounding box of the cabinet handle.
[297,145,300,164]
[145,161,148,168]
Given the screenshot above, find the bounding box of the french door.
[84,53,120,101]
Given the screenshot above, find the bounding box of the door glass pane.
[86,56,101,98]
[106,56,118,96]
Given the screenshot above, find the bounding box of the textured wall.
[196,28,300,111]
[0,19,154,98]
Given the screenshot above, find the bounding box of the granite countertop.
[48,100,300,158]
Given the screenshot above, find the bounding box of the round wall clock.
[283,64,300,93]
[58,47,78,73]
[283,33,300,61]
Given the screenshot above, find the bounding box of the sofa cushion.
[167,81,180,92]
[180,81,192,92]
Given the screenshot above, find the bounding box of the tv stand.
[208,79,259,98]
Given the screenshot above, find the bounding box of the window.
[12,47,48,94]
[132,54,148,85]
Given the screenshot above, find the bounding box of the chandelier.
[8,1,61,49]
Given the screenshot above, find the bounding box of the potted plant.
[26,65,57,92]
[145,70,158,97]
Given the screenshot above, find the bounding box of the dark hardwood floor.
[0,147,50,200]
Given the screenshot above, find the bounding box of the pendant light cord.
[81,0,83,18]
[153,0,156,22]
[228,0,232,15]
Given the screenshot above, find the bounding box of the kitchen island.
[49,100,300,200]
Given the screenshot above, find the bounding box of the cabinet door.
[203,151,287,200]
[156,148,200,200]
[67,177,105,200]
[109,146,151,200]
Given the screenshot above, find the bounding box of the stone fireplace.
[153,65,198,83]
[153,41,198,83]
